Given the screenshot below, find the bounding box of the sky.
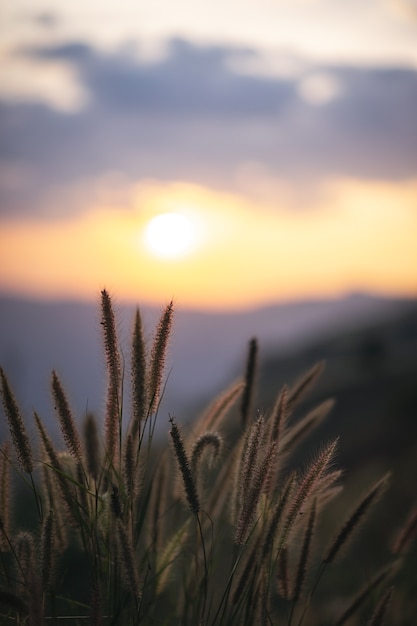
[1,0,417,311]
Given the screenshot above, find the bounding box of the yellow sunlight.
[1,178,416,310]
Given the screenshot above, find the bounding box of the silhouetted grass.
[0,290,416,625]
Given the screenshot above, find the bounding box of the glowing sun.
[144,212,195,258]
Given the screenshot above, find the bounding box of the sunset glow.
[144,212,196,259]
[1,2,416,311]
[1,179,416,310]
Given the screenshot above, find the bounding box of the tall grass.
[0,290,416,625]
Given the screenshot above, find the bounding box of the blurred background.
[1,1,416,475]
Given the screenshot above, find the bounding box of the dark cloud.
[23,39,295,116]
[1,38,416,217]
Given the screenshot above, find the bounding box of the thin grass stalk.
[0,441,10,552]
[51,370,82,461]
[40,448,68,550]
[277,546,291,600]
[315,468,343,494]
[317,484,344,508]
[324,473,390,564]
[210,544,248,626]
[287,361,325,414]
[269,384,288,444]
[289,501,317,624]
[34,412,78,524]
[240,338,258,428]
[169,418,207,619]
[298,475,391,626]
[197,380,244,433]
[117,518,141,601]
[258,475,296,616]
[155,520,191,595]
[148,301,174,415]
[205,441,239,520]
[231,534,262,607]
[367,586,394,626]
[90,584,103,626]
[260,473,296,566]
[100,289,122,466]
[0,589,28,619]
[254,568,269,626]
[123,432,136,503]
[41,510,55,589]
[264,388,290,494]
[0,367,33,474]
[75,460,90,520]
[335,565,392,626]
[16,531,42,625]
[148,458,167,553]
[131,308,147,440]
[281,398,335,455]
[391,505,417,554]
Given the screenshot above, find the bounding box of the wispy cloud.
[1,39,416,219]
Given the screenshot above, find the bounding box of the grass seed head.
[0,367,33,474]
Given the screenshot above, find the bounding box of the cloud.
[1,38,416,217]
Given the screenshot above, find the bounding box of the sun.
[144,212,195,259]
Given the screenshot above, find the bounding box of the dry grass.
[0,290,416,625]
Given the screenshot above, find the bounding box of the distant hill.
[0,292,415,447]
[255,300,417,481]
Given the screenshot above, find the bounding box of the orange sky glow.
[1,178,416,311]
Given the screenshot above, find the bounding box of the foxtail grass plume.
[131,308,147,436]
[100,289,122,465]
[83,412,101,482]
[169,416,200,516]
[234,440,277,545]
[0,367,33,474]
[0,289,414,625]
[283,439,338,544]
[148,301,174,415]
[51,370,82,461]
[269,384,288,444]
[236,415,265,515]
[0,441,10,551]
[191,432,222,477]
